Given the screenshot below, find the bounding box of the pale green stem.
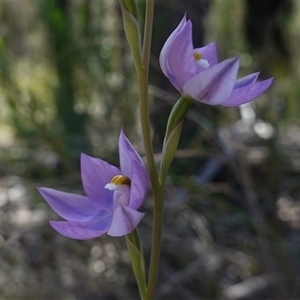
[137,67,164,299]
[146,186,164,300]
[139,0,159,207]
[136,0,165,299]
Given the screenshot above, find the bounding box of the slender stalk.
[138,0,158,194]
[138,0,157,187]
[137,66,164,298]
[136,0,165,298]
[146,185,164,299]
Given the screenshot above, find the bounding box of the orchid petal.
[159,16,187,79]
[38,187,96,221]
[119,129,144,178]
[119,130,148,209]
[222,78,274,106]
[183,57,240,105]
[129,158,148,209]
[81,153,120,209]
[107,206,144,237]
[50,219,111,240]
[194,42,219,67]
[167,20,197,90]
[234,72,259,89]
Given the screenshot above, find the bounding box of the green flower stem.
[146,185,164,300]
[138,0,156,189]
[136,1,165,298]
[137,64,164,298]
[140,0,156,187]
[121,0,165,297]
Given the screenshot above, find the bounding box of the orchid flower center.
[105,175,131,209]
[194,51,210,69]
[110,175,131,186]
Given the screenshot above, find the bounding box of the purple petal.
[81,153,120,209]
[159,15,187,80]
[119,129,145,178]
[167,20,197,91]
[221,78,274,107]
[129,158,148,209]
[183,57,240,105]
[38,187,96,221]
[194,42,219,67]
[107,206,144,237]
[50,217,111,240]
[234,72,259,89]
[119,130,148,209]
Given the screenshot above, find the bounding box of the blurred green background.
[0,0,299,299]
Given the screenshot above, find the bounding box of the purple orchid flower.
[38,130,148,240]
[159,15,273,106]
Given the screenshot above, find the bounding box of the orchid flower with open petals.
[38,130,148,240]
[159,15,273,106]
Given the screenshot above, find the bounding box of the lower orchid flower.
[38,130,148,240]
[159,15,273,106]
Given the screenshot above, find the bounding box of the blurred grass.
[0,1,300,299]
